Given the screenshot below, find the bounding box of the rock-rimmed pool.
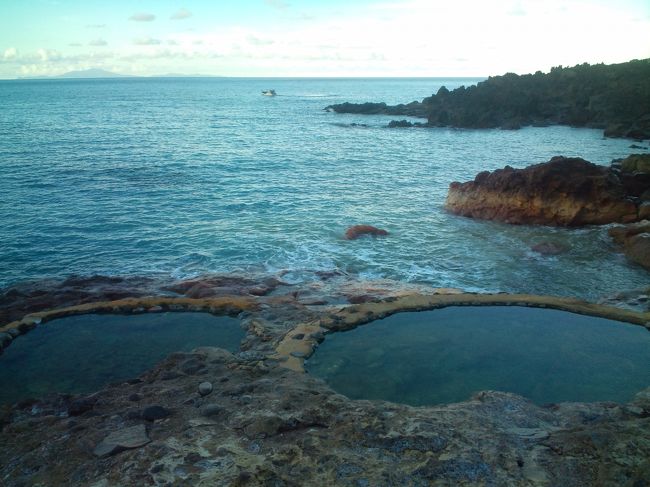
[0,312,243,405]
[307,306,650,405]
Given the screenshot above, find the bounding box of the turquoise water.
[306,307,650,405]
[0,78,647,299]
[0,312,243,404]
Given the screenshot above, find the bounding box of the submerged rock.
[445,156,640,226]
[531,241,569,256]
[344,225,389,240]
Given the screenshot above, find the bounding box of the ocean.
[0,77,646,299]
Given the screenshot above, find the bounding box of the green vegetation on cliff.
[327,59,650,139]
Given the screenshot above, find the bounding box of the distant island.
[326,59,650,140]
[56,68,130,79]
[19,69,221,80]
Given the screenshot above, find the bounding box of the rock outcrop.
[344,225,389,240]
[0,287,649,486]
[609,220,650,270]
[445,156,642,226]
[325,59,650,140]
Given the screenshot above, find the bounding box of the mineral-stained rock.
[93,424,150,457]
[445,156,639,226]
[344,225,389,240]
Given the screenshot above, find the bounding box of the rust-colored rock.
[445,156,639,226]
[344,225,389,240]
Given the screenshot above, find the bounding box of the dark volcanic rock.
[445,156,640,226]
[344,225,389,240]
[326,59,650,140]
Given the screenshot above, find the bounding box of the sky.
[0,0,649,78]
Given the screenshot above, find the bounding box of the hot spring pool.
[0,312,243,405]
[306,306,650,406]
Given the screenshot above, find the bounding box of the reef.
[445,155,648,226]
[325,59,650,140]
[1,275,649,486]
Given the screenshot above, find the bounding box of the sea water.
[0,77,647,299]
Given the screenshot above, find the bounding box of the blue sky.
[1,0,649,78]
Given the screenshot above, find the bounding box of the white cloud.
[37,48,61,62]
[171,8,192,20]
[129,13,155,22]
[265,0,290,10]
[3,47,18,60]
[89,39,108,47]
[134,37,162,46]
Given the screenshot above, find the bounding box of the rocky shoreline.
[1,274,649,486]
[325,59,650,140]
[445,154,650,270]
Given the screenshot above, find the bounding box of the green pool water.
[0,312,243,405]
[306,306,650,406]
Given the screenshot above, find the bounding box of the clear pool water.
[0,312,243,405]
[307,306,650,405]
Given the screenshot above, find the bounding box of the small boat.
[261,89,276,96]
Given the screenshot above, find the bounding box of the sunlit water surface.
[306,306,650,405]
[0,78,648,299]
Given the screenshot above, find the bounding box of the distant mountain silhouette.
[56,68,131,79]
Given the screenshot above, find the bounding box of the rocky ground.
[444,154,650,270]
[1,276,649,486]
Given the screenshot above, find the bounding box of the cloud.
[37,48,61,62]
[247,35,274,46]
[265,0,290,10]
[134,37,162,46]
[129,13,155,22]
[167,40,179,46]
[3,47,18,60]
[171,8,192,20]
[89,39,108,47]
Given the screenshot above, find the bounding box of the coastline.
[1,276,649,485]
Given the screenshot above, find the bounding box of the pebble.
[198,381,213,396]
